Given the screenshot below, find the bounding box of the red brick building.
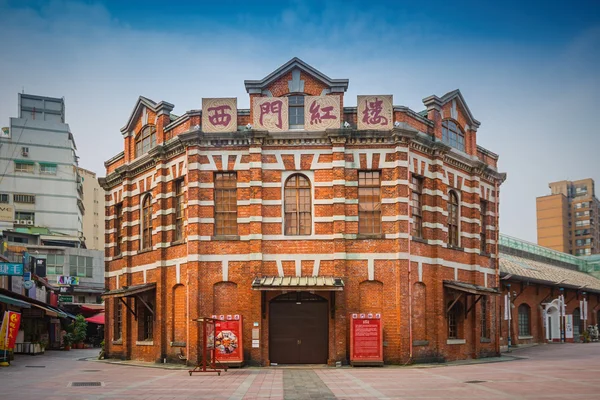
[101,58,506,365]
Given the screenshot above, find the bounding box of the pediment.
[244,57,349,96]
[120,96,174,136]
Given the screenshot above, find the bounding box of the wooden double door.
[269,292,328,364]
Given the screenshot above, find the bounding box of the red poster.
[0,311,22,350]
[213,315,243,364]
[350,313,383,365]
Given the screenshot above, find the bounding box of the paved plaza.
[2,344,600,399]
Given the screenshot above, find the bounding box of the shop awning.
[251,276,344,291]
[80,304,105,312]
[0,293,32,309]
[101,283,156,299]
[443,280,500,296]
[31,303,68,318]
[85,312,105,325]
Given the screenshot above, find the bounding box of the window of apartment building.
[135,125,157,158]
[284,174,312,235]
[141,194,153,250]
[14,161,34,173]
[0,194,9,203]
[13,194,35,204]
[448,191,460,247]
[576,238,592,246]
[576,220,590,227]
[15,211,34,223]
[137,294,154,341]
[576,211,590,218]
[288,95,305,129]
[576,248,592,256]
[115,204,123,256]
[518,304,531,337]
[175,179,185,241]
[481,296,489,339]
[480,200,488,253]
[114,300,122,341]
[358,171,382,235]
[442,120,465,152]
[575,229,591,237]
[214,172,237,236]
[46,254,64,275]
[411,176,423,238]
[575,185,588,197]
[69,255,93,278]
[575,202,590,209]
[40,163,57,174]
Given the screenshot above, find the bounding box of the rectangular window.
[448,309,457,339]
[45,254,64,275]
[448,192,460,247]
[137,294,154,341]
[480,296,489,339]
[480,200,487,253]
[175,179,185,241]
[40,163,57,174]
[0,194,8,203]
[78,295,86,304]
[114,300,122,340]
[15,161,34,173]
[13,194,35,204]
[70,255,93,277]
[358,171,381,234]
[15,211,34,223]
[214,172,237,236]
[288,95,305,128]
[115,204,123,256]
[411,176,423,238]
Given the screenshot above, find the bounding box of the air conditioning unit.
[20,220,29,225]
[26,220,34,225]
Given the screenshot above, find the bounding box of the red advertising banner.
[212,314,243,365]
[350,313,383,365]
[0,311,22,351]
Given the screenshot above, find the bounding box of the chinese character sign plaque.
[202,98,238,133]
[357,95,393,131]
[304,95,341,131]
[252,97,289,132]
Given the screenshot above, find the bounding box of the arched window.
[448,191,459,247]
[284,174,311,235]
[447,300,463,339]
[573,308,582,338]
[141,194,153,250]
[135,125,157,158]
[518,304,531,337]
[288,95,305,129]
[480,296,489,339]
[442,120,465,151]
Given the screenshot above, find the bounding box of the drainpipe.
[407,161,413,361]
[494,181,500,355]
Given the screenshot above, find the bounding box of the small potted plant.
[63,333,73,351]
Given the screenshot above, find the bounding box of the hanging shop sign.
[212,314,244,366]
[57,276,79,286]
[0,263,23,276]
[350,313,383,366]
[0,311,22,351]
[59,295,73,303]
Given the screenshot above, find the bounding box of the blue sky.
[0,0,599,242]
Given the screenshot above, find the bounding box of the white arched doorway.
[545,299,561,341]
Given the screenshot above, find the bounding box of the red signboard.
[212,315,243,364]
[0,311,22,351]
[350,313,383,365]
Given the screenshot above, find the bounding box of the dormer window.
[135,125,156,158]
[288,95,305,129]
[442,120,465,152]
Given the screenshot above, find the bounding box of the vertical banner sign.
[212,315,243,365]
[504,295,509,320]
[565,315,573,339]
[583,299,588,321]
[350,313,383,365]
[0,311,22,351]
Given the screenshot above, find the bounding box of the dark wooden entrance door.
[269,292,328,364]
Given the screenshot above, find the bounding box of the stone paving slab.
[2,344,600,399]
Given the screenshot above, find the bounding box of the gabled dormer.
[120,96,174,163]
[423,89,480,156]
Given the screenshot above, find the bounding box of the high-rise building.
[78,167,105,251]
[0,93,83,239]
[536,178,600,256]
